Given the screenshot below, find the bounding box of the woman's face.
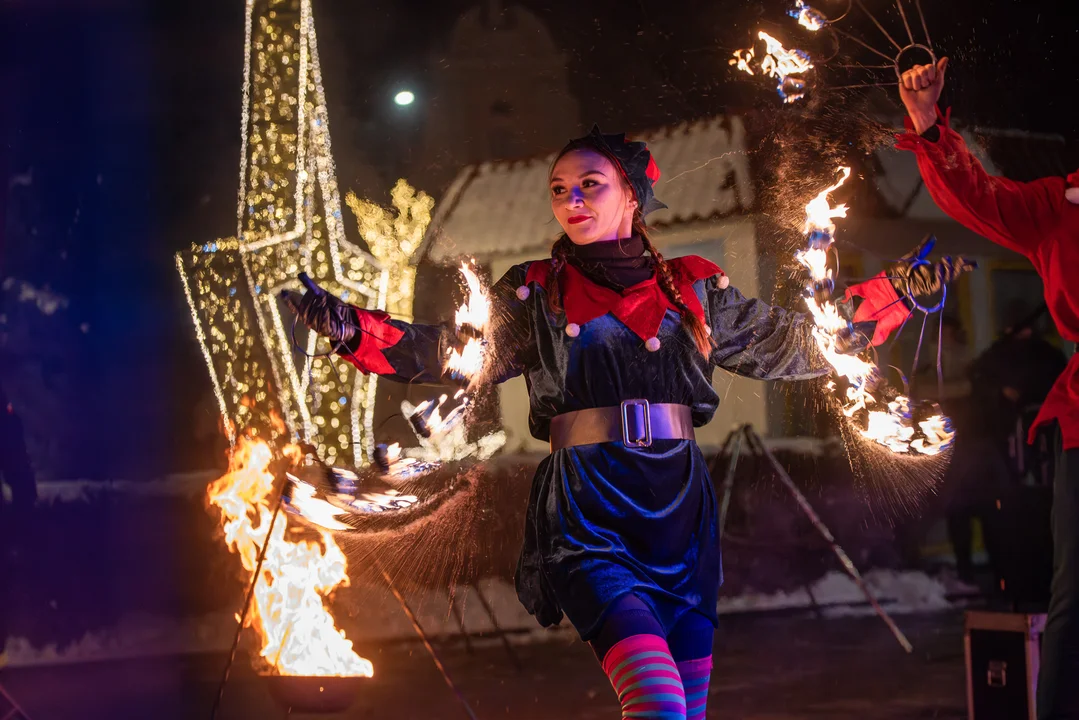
[549,149,638,245]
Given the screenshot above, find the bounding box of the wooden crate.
[965,610,1046,720]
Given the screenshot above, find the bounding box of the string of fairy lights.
[177,0,431,466]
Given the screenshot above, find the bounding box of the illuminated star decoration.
[176,0,429,466]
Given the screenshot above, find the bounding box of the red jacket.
[896,108,1079,449]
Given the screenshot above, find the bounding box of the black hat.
[559,125,667,217]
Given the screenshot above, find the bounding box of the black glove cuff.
[919,124,942,143]
[888,272,916,311]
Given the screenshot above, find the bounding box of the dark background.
[2,0,1076,480]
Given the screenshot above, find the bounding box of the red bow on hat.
[645,155,661,184]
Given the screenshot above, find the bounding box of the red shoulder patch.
[524,260,553,290]
[668,255,724,284]
[665,255,724,325]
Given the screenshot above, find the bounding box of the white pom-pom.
[565,323,580,338]
[1066,187,1079,205]
[717,275,730,289]
[645,336,661,352]
[516,285,530,300]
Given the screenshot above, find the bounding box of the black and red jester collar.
[522,255,726,352]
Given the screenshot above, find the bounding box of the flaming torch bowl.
[263,674,370,714]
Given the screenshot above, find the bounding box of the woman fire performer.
[898,57,1079,720]
[284,127,966,719]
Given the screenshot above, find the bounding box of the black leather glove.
[889,235,976,305]
[280,273,358,350]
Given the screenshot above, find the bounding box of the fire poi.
[731,0,943,99]
[795,167,957,455]
[278,261,504,532]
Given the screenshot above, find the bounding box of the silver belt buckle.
[620,399,652,447]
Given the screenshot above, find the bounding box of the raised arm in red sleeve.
[894,107,1067,259]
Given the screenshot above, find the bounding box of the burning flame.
[802,167,850,239]
[759,31,814,80]
[731,47,756,75]
[789,0,827,31]
[796,169,953,455]
[412,391,470,437]
[454,262,489,330]
[445,338,486,380]
[286,474,353,530]
[208,438,373,676]
[445,262,491,380]
[731,31,814,103]
[375,445,435,483]
[395,391,507,472]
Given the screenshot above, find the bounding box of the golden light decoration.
[177,0,430,466]
[345,180,433,325]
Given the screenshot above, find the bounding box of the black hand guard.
[889,235,977,304]
[280,273,358,348]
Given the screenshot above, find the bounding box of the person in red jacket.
[898,57,1079,720]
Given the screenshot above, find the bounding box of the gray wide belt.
[549,400,695,451]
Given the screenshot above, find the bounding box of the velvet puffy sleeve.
[477,262,538,385]
[339,263,536,387]
[337,308,452,385]
[705,276,831,381]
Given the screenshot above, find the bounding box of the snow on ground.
[4,570,971,668]
[33,471,219,504]
[717,569,976,617]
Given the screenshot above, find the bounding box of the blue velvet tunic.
[368,259,828,640]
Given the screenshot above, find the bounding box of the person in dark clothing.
[970,303,1068,480]
[941,307,1066,584]
[0,383,37,667]
[900,58,1079,719]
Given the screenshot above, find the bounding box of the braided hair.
[545,234,572,314]
[635,218,714,358]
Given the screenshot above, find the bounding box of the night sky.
[1,0,1076,479]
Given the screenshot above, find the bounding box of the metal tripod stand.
[0,681,33,720]
[713,424,913,653]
